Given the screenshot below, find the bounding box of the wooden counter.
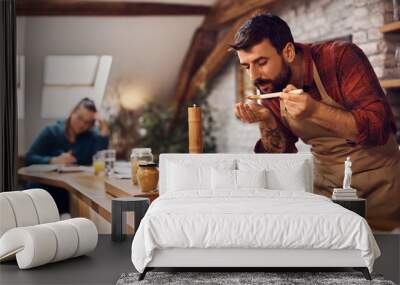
[18,167,158,233]
[104,178,158,202]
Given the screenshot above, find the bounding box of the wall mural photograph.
[0,0,399,284]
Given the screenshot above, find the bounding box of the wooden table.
[18,167,158,233]
[104,178,158,202]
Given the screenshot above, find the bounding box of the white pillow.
[267,167,307,191]
[167,160,235,192]
[236,169,267,189]
[238,159,310,192]
[211,168,267,191]
[211,168,236,190]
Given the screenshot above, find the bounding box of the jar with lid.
[130,148,153,185]
[137,163,159,192]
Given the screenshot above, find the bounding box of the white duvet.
[131,190,380,273]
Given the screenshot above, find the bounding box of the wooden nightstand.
[332,198,366,218]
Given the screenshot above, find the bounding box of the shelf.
[379,21,400,33]
[380,79,400,89]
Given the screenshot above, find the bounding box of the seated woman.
[25,98,110,213]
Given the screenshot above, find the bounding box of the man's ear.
[282,42,296,64]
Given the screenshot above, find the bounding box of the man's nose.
[249,65,260,82]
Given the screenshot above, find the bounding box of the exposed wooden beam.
[168,8,265,132]
[174,27,218,112]
[16,1,211,16]
[185,16,249,102]
[205,0,276,28]
[169,10,265,132]
[167,25,217,133]
[168,1,274,132]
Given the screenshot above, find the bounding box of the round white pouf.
[0,218,98,269]
[64,218,98,257]
[0,192,39,227]
[0,226,57,269]
[0,196,17,237]
[42,221,79,262]
[23,189,59,224]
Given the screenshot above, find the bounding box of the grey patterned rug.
[116,271,396,285]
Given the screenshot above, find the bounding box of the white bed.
[131,154,380,280]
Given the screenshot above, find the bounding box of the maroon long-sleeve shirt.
[254,41,397,153]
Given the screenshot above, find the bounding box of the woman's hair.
[230,13,294,53]
[65,98,97,134]
[71,97,97,113]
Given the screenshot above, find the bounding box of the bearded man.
[232,13,400,231]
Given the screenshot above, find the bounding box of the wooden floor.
[0,234,398,285]
[12,168,400,284]
[0,235,134,285]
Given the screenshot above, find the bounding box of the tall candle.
[188,104,203,153]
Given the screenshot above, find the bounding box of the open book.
[24,164,88,173]
[57,165,85,173]
[113,161,132,179]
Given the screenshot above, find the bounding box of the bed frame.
[137,154,372,281]
[139,248,371,280]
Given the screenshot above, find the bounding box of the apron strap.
[312,61,330,100]
[312,61,341,108]
[280,60,339,130]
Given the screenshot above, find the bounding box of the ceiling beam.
[174,27,218,111]
[205,0,276,29]
[168,6,265,132]
[167,24,217,133]
[16,1,212,16]
[169,9,266,132]
[184,15,249,102]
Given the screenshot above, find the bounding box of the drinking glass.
[92,152,105,176]
[103,149,116,177]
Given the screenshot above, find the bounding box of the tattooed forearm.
[259,120,286,153]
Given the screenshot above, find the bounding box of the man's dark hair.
[230,13,294,53]
[72,97,97,113]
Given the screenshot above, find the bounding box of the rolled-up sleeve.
[338,43,397,146]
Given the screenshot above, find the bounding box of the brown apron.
[280,61,400,231]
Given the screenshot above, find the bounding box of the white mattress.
[131,190,380,273]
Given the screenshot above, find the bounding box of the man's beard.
[254,61,292,94]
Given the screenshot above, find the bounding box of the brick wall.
[208,0,399,153]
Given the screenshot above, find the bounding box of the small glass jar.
[137,163,159,193]
[130,148,153,185]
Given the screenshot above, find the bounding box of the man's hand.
[95,114,109,137]
[280,84,319,119]
[50,151,77,165]
[234,102,272,123]
[234,101,286,153]
[282,84,359,141]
